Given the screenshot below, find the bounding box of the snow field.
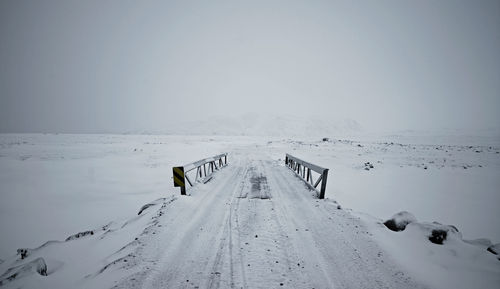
[0,133,499,288]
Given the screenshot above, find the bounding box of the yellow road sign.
[173,166,185,187]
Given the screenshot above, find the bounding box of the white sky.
[1,0,499,133]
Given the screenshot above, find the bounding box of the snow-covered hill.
[162,114,362,137]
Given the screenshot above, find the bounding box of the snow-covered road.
[2,135,498,289]
[115,151,426,289]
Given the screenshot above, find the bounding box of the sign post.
[173,166,186,195]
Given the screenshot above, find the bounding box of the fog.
[1,0,499,134]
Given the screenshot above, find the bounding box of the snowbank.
[384,211,417,231]
[0,196,176,289]
[358,210,500,289]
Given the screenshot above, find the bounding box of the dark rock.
[384,220,399,231]
[65,230,94,241]
[363,162,374,170]
[384,211,417,232]
[428,229,447,245]
[405,221,461,246]
[487,243,500,255]
[16,249,29,260]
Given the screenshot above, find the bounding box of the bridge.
[120,150,423,289]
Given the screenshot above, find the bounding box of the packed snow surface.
[0,133,499,288]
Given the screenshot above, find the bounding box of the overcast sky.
[1,0,499,133]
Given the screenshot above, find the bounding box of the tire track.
[126,153,426,289]
[265,159,427,289]
[137,164,246,289]
[207,165,250,289]
[230,160,304,288]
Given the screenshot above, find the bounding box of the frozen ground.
[0,133,499,288]
[0,134,243,258]
[267,134,500,242]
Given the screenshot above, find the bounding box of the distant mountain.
[163,114,362,137]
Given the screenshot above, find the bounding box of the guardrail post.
[319,169,328,199]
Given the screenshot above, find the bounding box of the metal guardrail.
[173,153,228,195]
[285,153,329,199]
